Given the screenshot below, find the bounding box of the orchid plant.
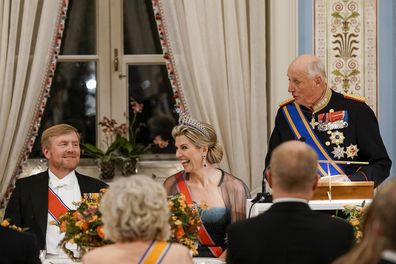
[81,98,169,164]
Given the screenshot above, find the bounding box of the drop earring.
[202,154,207,168]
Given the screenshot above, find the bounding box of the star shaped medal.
[346,144,359,159]
[332,145,345,159]
[329,131,345,145]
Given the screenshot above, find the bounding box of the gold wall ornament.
[315,0,378,114]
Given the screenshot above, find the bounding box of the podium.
[247,181,374,218]
[313,181,374,200]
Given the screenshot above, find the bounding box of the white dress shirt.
[46,170,81,255]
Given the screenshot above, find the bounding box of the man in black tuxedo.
[5,124,108,255]
[227,141,355,264]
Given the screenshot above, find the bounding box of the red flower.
[175,226,185,240]
[96,225,105,239]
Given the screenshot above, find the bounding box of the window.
[30,0,177,158]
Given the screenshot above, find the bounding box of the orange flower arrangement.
[343,201,369,242]
[55,189,112,261]
[168,193,202,256]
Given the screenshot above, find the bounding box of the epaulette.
[343,93,367,103]
[278,97,295,108]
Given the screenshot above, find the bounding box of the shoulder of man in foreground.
[0,226,40,263]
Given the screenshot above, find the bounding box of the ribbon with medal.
[282,102,346,177]
[317,110,348,132]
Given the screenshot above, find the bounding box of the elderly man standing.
[265,54,391,187]
[5,124,108,255]
[227,141,355,264]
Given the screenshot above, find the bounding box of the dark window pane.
[128,65,177,154]
[29,62,97,158]
[123,0,162,54]
[60,0,96,55]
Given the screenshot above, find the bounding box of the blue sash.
[282,102,345,177]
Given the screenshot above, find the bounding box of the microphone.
[261,171,272,203]
[250,169,273,204]
[248,170,272,218]
[299,137,306,142]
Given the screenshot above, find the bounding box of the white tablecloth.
[247,198,372,218]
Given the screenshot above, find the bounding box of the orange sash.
[48,187,70,223]
[138,240,171,264]
[175,172,223,258]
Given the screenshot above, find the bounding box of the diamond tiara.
[177,109,210,137]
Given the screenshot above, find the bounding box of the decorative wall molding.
[314,0,378,114]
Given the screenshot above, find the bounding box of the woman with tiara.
[164,111,251,259]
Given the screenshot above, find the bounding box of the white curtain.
[158,0,267,192]
[0,0,67,205]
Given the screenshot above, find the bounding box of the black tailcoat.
[4,170,108,249]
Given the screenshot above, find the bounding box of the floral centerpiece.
[55,189,112,261]
[167,193,202,256]
[342,201,369,242]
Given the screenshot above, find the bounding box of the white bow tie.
[51,177,72,189]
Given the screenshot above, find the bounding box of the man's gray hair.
[307,58,326,81]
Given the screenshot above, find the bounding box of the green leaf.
[81,144,105,159]
[104,139,122,155]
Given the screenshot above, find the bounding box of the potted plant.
[115,99,153,176]
[82,99,170,177]
[81,117,126,179]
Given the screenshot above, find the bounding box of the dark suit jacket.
[227,202,355,264]
[0,226,40,264]
[4,170,108,250]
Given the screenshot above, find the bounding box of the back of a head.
[368,178,396,247]
[334,179,396,264]
[41,123,80,149]
[270,141,318,193]
[100,175,170,242]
